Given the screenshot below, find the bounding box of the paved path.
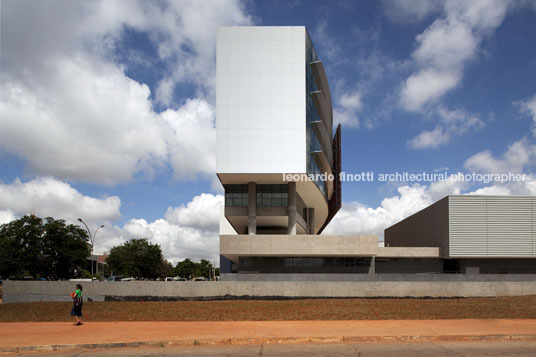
[1,319,536,354]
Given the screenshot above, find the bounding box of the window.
[256,184,289,207]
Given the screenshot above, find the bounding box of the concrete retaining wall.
[221,273,536,282]
[4,278,536,303]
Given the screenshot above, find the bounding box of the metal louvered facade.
[450,195,535,257]
[385,195,536,258]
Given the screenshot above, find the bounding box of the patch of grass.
[1,296,535,322]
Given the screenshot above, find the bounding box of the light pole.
[78,218,104,277]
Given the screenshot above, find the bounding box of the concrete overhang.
[220,234,379,263]
[217,173,329,234]
[377,247,441,258]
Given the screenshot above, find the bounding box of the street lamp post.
[78,218,104,277]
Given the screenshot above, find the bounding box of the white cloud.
[334,91,362,128]
[517,94,536,136]
[1,59,168,185]
[165,193,221,231]
[324,183,448,240]
[408,127,450,149]
[464,137,536,174]
[408,106,485,149]
[100,194,224,264]
[311,20,341,62]
[0,178,223,264]
[462,135,536,195]
[0,0,250,185]
[322,201,394,238]
[399,0,511,112]
[162,99,216,181]
[0,177,121,226]
[401,69,460,112]
[437,106,485,134]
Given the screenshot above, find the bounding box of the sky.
[1,0,536,265]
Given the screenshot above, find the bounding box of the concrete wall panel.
[4,279,536,303]
[384,197,449,255]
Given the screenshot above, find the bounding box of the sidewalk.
[1,319,536,353]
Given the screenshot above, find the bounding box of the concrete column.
[369,256,375,274]
[248,182,256,235]
[288,182,296,235]
[307,207,315,234]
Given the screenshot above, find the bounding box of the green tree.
[198,259,213,278]
[106,239,165,279]
[175,258,198,279]
[0,215,90,279]
[160,260,175,278]
[175,258,214,279]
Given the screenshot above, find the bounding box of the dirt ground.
[1,295,536,322]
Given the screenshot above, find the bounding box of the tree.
[106,239,165,279]
[198,259,213,278]
[175,258,214,279]
[175,258,198,279]
[0,215,90,279]
[160,260,175,279]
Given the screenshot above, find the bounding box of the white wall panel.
[217,26,306,174]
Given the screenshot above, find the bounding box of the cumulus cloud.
[165,193,221,231]
[312,20,341,62]
[399,0,512,112]
[517,94,536,136]
[0,0,250,185]
[99,194,224,264]
[0,177,223,264]
[408,106,485,149]
[0,177,121,226]
[465,137,536,174]
[324,177,467,240]
[408,127,450,149]
[333,90,362,128]
[161,99,216,180]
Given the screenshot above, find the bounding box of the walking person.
[70,284,83,325]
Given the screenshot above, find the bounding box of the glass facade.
[256,184,288,207]
[224,184,290,207]
[224,184,248,207]
[239,256,372,269]
[224,184,309,222]
[305,31,327,199]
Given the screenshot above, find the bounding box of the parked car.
[105,275,124,281]
[121,277,136,281]
[193,277,206,281]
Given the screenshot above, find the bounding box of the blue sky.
[1,0,536,264]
